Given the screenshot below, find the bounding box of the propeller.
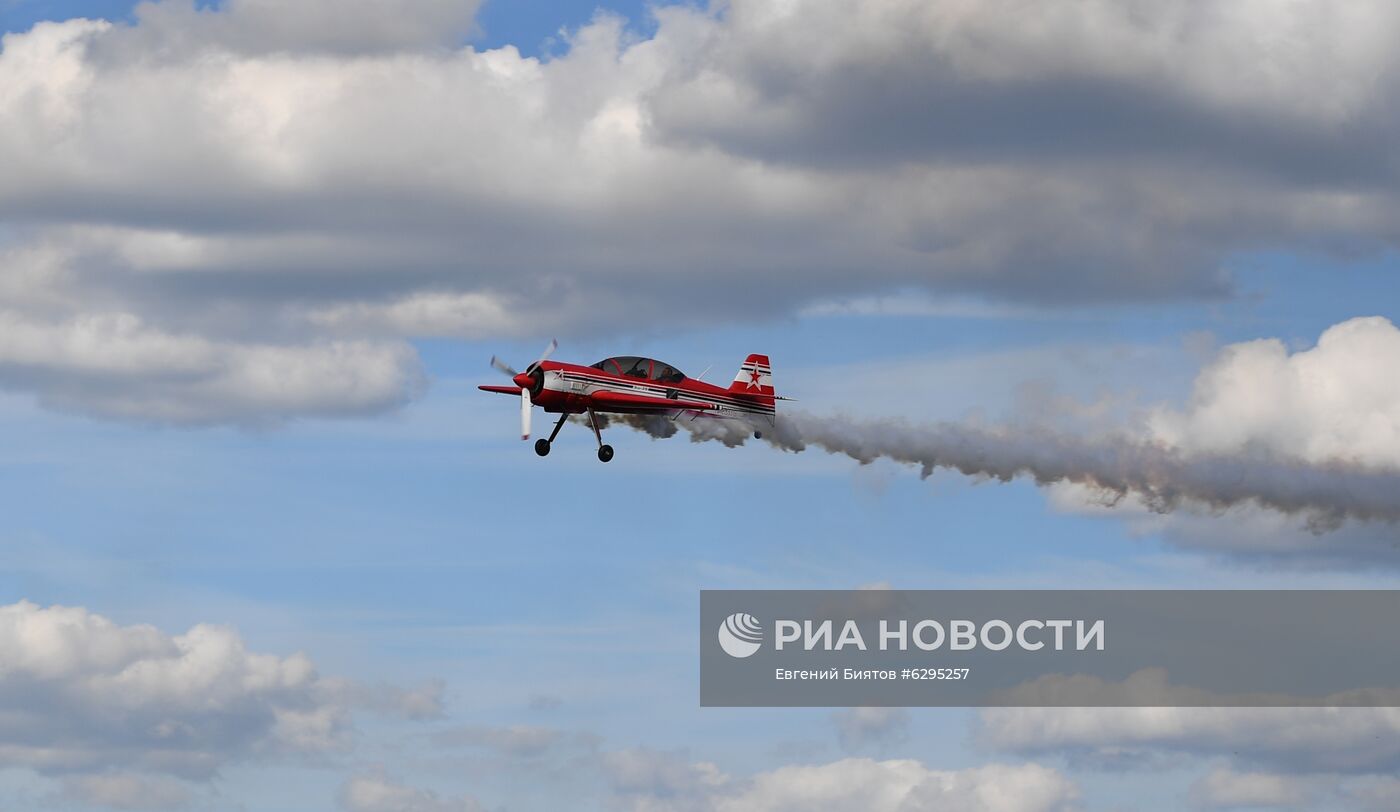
[490,355,518,378]
[532,339,558,371]
[490,340,558,440]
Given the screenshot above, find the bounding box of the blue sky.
[2,2,1400,811]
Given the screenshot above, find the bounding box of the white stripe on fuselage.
[550,370,775,416]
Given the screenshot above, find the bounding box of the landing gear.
[753,431,763,440]
[587,409,614,463]
[532,410,616,462]
[535,413,568,457]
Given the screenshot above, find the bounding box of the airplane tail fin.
[728,354,775,407]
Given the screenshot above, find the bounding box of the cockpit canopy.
[590,356,686,383]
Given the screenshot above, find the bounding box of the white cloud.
[0,600,431,780]
[0,308,424,425]
[604,747,728,808]
[603,751,1077,812]
[339,770,482,812]
[1151,317,1400,468]
[718,760,1075,812]
[307,292,516,339]
[651,0,1400,156]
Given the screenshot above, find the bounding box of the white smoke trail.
[600,411,1400,529]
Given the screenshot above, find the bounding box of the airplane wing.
[588,390,717,412]
[478,385,523,395]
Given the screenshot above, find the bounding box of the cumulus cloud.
[338,770,483,812]
[1150,317,1400,467]
[0,599,430,780]
[0,308,424,425]
[649,1,1400,158]
[603,751,1077,812]
[3,2,1400,422]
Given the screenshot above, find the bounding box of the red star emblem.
[747,367,762,389]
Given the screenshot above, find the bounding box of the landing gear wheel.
[753,431,763,440]
[597,444,614,463]
[534,439,551,457]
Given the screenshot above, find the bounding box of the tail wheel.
[534,439,551,457]
[597,444,614,463]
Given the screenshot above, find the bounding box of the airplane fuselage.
[529,361,776,424]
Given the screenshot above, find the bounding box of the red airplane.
[479,341,783,462]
